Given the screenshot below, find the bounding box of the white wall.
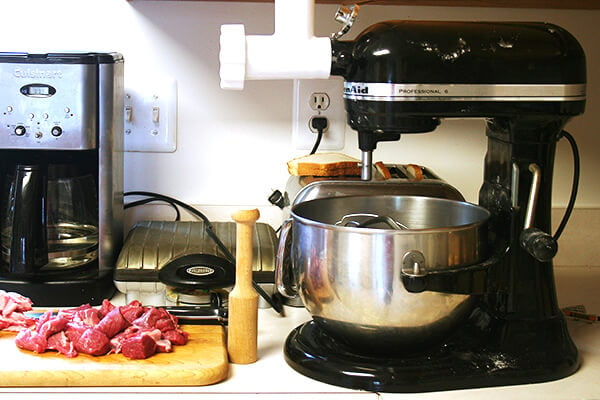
[1,0,599,209]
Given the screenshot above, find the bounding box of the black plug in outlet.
[309,116,329,133]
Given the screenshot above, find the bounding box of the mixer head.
[330,20,586,178]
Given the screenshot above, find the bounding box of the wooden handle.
[227,208,260,364]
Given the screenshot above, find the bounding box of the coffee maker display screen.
[20,84,56,97]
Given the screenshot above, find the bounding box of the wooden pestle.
[227,208,260,364]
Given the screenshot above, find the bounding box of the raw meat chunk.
[121,332,157,360]
[47,331,77,358]
[162,329,189,345]
[0,311,36,331]
[57,304,92,320]
[73,307,102,327]
[110,327,163,356]
[15,329,47,353]
[96,307,129,338]
[0,290,36,331]
[0,290,33,316]
[154,309,179,332]
[99,298,116,318]
[75,328,110,356]
[37,311,69,338]
[64,321,87,344]
[131,307,163,329]
[119,300,145,323]
[155,339,173,353]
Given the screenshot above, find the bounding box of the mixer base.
[284,314,579,393]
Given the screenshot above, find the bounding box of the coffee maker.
[0,52,124,306]
[219,1,586,392]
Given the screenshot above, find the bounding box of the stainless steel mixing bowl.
[276,195,490,352]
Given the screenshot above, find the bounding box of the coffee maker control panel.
[0,62,97,150]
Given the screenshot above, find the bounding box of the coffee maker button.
[14,125,26,136]
[43,113,49,120]
[6,106,13,113]
[35,131,43,139]
[28,113,35,120]
[51,126,62,137]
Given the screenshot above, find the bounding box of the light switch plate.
[124,78,177,152]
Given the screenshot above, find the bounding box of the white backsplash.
[551,208,600,267]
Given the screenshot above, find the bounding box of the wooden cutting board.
[0,325,229,387]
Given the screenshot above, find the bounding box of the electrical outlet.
[309,92,330,111]
[292,78,345,151]
[124,78,177,152]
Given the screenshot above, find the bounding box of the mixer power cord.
[124,191,285,315]
[554,130,580,241]
[309,116,328,155]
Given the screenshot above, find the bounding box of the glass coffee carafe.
[1,163,99,275]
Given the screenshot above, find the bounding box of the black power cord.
[124,191,285,315]
[124,197,181,220]
[553,130,580,241]
[309,116,328,154]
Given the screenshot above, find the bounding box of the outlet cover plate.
[292,78,345,151]
[124,78,177,152]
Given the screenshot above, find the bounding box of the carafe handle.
[275,218,298,299]
[9,164,48,274]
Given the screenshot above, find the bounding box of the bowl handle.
[400,255,497,295]
[275,218,298,299]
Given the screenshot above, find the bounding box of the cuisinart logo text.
[13,68,63,79]
[186,265,215,277]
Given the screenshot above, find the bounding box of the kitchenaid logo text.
[345,85,369,94]
[13,68,63,79]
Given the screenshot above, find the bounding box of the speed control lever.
[519,163,558,262]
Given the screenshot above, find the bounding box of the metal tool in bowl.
[336,213,410,230]
[276,195,490,352]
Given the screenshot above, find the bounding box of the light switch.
[124,78,177,152]
[125,105,132,122]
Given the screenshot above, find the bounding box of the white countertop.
[1,266,599,400]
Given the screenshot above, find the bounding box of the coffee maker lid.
[0,52,123,64]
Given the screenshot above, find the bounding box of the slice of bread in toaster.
[287,152,361,177]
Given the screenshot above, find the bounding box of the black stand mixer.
[220,3,586,392]
[282,19,585,392]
